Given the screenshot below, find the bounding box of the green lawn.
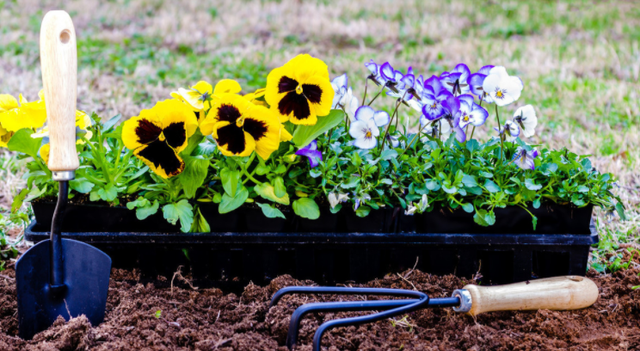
[0,0,638,271]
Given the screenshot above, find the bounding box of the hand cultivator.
[271,276,599,351]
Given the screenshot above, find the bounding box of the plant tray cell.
[25,219,598,291]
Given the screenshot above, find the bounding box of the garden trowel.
[16,10,112,340]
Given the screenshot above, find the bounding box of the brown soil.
[0,263,639,351]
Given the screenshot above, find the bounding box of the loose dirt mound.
[0,264,639,350]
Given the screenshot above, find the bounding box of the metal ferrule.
[52,171,75,181]
[452,289,472,313]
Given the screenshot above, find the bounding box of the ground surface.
[0,263,639,351]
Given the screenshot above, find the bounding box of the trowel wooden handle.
[40,10,79,177]
[463,276,598,316]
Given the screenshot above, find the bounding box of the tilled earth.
[0,262,639,351]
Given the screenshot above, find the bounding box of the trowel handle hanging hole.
[60,29,70,43]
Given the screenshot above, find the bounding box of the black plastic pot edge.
[24,221,598,245]
[31,201,595,235]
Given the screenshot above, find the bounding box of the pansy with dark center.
[209,94,282,160]
[468,65,495,103]
[265,54,334,125]
[122,99,198,179]
[440,64,471,95]
[171,79,242,125]
[439,95,467,142]
[512,146,539,170]
[419,75,453,126]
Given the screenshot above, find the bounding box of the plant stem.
[367,83,386,106]
[378,94,405,155]
[495,104,504,161]
[240,152,262,185]
[362,79,369,105]
[398,123,422,158]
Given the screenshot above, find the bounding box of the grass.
[0,0,638,271]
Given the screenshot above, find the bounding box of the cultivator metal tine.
[285,299,419,349]
[271,286,462,351]
[270,286,425,307]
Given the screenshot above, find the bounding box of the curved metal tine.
[270,286,425,307]
[312,296,430,351]
[286,299,418,350]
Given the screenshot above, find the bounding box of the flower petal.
[355,105,375,122]
[213,79,241,95]
[373,110,390,127]
[135,139,185,179]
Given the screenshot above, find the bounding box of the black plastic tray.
[25,220,598,291]
[31,201,592,235]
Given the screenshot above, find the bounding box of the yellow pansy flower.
[122,99,198,178]
[265,54,334,125]
[0,92,47,133]
[31,110,94,143]
[206,94,281,160]
[171,79,242,123]
[0,124,11,148]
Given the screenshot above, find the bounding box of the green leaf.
[136,200,159,220]
[162,199,194,233]
[97,183,118,202]
[355,205,371,218]
[8,128,42,159]
[533,198,541,209]
[193,140,217,157]
[220,168,240,197]
[190,207,210,233]
[256,203,286,219]
[292,109,344,147]
[461,174,478,187]
[461,203,474,213]
[69,178,95,194]
[180,156,209,198]
[102,114,121,131]
[254,183,290,205]
[615,202,627,220]
[255,163,270,175]
[466,139,480,153]
[219,186,249,214]
[273,177,286,198]
[380,149,398,161]
[292,198,320,219]
[524,178,542,191]
[484,180,501,193]
[11,188,28,213]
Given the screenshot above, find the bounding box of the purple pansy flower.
[439,95,466,143]
[494,120,520,142]
[388,66,415,101]
[468,65,495,103]
[419,75,453,124]
[295,140,322,168]
[441,64,471,95]
[365,60,386,86]
[456,94,489,128]
[512,146,539,170]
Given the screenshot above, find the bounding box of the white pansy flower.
[482,66,523,107]
[328,192,349,209]
[513,105,537,138]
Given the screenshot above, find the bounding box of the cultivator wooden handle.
[40,10,78,180]
[454,275,599,316]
